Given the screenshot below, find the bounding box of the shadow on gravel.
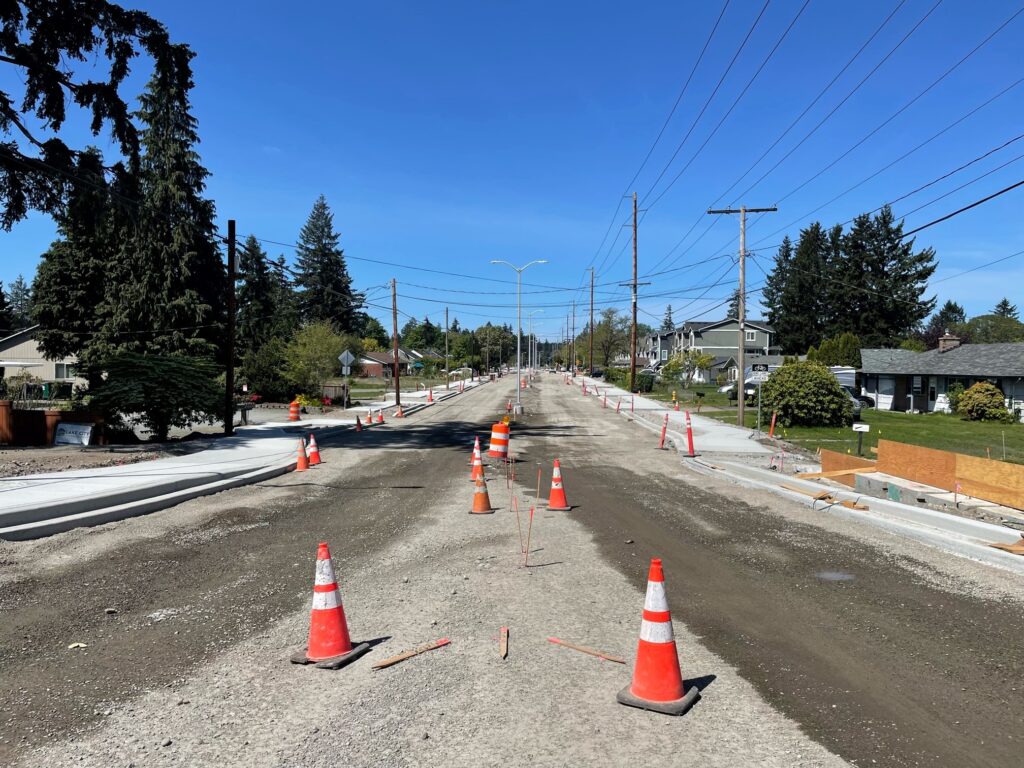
[317,421,587,454]
[684,674,717,692]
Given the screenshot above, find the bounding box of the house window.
[912,376,923,395]
[54,363,77,380]
[745,330,756,342]
[660,349,668,361]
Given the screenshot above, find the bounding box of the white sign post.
[852,422,870,455]
[338,350,356,407]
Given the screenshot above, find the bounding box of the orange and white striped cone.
[395,404,404,418]
[470,442,484,482]
[470,475,495,514]
[291,542,370,669]
[366,407,373,424]
[617,558,700,715]
[376,409,385,424]
[307,434,322,466]
[295,439,310,472]
[674,401,680,412]
[547,459,570,511]
[469,436,481,465]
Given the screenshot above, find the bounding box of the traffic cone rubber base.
[290,642,371,670]
[616,683,700,716]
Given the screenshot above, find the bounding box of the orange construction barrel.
[289,399,301,422]
[488,422,510,459]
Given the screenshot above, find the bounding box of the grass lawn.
[704,408,1024,464]
[618,381,734,409]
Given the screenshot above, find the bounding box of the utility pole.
[391,278,401,407]
[223,219,236,436]
[618,193,650,392]
[707,205,777,428]
[444,306,449,391]
[588,267,595,376]
[571,301,576,377]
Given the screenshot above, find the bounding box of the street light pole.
[528,310,543,380]
[490,259,547,414]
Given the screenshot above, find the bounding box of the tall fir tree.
[32,149,118,380]
[6,274,32,328]
[762,235,792,328]
[236,235,278,354]
[843,206,935,346]
[294,195,361,331]
[0,281,14,335]
[993,297,1019,319]
[727,288,741,320]
[769,224,829,354]
[101,49,224,360]
[661,305,674,332]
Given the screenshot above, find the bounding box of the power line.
[642,0,812,212]
[901,178,1024,237]
[646,0,912,273]
[931,248,1024,284]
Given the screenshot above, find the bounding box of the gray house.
[673,318,778,383]
[860,334,1024,419]
[641,331,675,367]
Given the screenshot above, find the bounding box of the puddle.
[814,570,856,582]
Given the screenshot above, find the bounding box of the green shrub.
[635,373,654,393]
[957,381,1011,422]
[761,361,852,427]
[946,381,965,413]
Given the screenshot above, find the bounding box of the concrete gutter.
[685,457,1024,575]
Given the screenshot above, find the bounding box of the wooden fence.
[821,440,1024,510]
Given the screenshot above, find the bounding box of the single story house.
[860,334,1024,419]
[0,325,86,393]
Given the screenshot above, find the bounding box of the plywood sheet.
[819,449,876,488]
[877,439,955,492]
[956,453,1024,511]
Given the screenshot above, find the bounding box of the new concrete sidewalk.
[0,378,489,540]
[572,374,771,454]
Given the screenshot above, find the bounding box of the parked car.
[843,385,875,408]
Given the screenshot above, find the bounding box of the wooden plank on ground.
[797,467,878,480]
[840,499,870,511]
[779,483,835,501]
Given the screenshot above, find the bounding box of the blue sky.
[2,0,1023,339]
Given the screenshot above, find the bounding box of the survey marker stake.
[513,495,525,554]
[500,627,509,659]
[523,505,535,568]
[547,637,625,664]
[372,638,451,670]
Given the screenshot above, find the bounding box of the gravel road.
[2,375,1020,767]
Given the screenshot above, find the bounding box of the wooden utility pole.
[707,205,777,427]
[444,306,449,390]
[391,278,401,407]
[224,219,236,436]
[630,193,638,391]
[588,267,595,376]
[570,301,576,376]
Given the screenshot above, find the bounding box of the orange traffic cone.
[469,436,481,464]
[470,475,495,514]
[395,404,405,418]
[290,542,370,669]
[617,558,700,715]
[376,409,384,424]
[546,459,570,511]
[471,441,484,482]
[674,401,680,412]
[307,434,322,466]
[295,439,310,472]
[355,415,362,432]
[366,407,373,424]
[427,388,434,403]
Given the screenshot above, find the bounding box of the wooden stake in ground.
[513,494,524,554]
[547,637,625,664]
[371,638,450,670]
[499,627,509,659]
[523,504,535,567]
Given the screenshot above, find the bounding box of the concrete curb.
[683,457,1024,575]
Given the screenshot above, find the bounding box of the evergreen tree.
[762,236,792,328]
[101,50,224,360]
[839,206,935,346]
[269,256,300,339]
[993,297,1019,319]
[0,281,14,335]
[771,223,829,354]
[661,305,674,332]
[294,195,361,331]
[236,235,277,354]
[917,299,967,348]
[727,289,741,320]
[6,274,32,328]
[32,149,117,380]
